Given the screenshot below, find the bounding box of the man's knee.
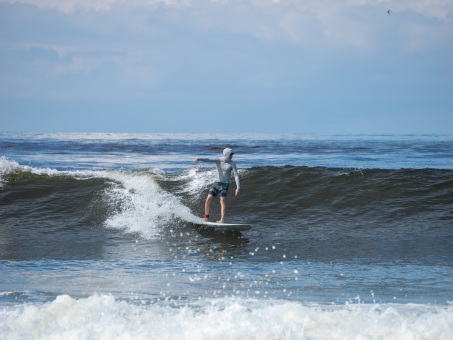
[206,195,213,203]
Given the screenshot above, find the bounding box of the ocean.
[1,133,452,339]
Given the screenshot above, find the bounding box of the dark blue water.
[1,133,452,339]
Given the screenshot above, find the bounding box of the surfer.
[193,148,240,223]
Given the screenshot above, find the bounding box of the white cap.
[223,148,234,157]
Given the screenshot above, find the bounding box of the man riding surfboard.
[193,148,240,223]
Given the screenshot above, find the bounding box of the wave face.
[1,162,199,260]
[1,162,452,265]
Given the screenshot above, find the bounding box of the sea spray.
[102,170,199,239]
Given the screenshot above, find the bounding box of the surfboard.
[192,220,251,231]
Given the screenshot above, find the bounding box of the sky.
[1,0,452,134]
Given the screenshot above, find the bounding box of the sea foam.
[1,295,452,340]
[101,170,199,239]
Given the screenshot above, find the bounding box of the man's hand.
[235,188,240,196]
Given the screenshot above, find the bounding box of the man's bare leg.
[217,196,226,223]
[204,194,213,221]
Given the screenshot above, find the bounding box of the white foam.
[1,295,452,339]
[168,167,217,196]
[0,156,65,179]
[0,157,20,187]
[0,157,20,174]
[101,170,199,238]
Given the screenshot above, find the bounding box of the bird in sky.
[387,9,391,15]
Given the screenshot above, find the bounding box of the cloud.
[3,0,452,49]
[3,0,452,17]
[1,0,452,103]
[1,0,452,133]
[1,0,191,12]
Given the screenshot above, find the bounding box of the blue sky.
[1,0,452,134]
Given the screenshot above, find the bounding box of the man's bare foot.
[216,220,224,223]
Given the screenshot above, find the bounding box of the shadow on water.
[158,222,251,262]
[192,224,249,239]
[193,226,250,261]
